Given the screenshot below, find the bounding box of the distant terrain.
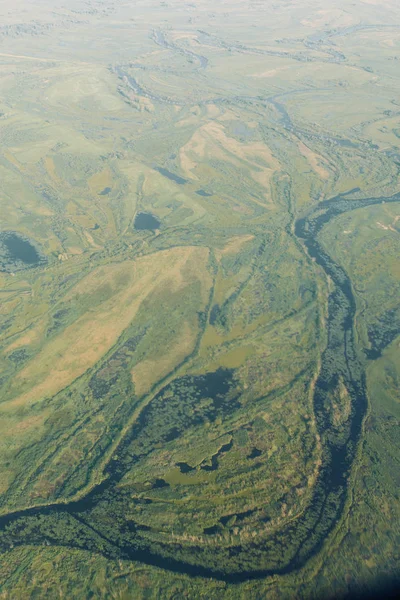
[0,1,399,598]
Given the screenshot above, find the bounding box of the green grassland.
[0,0,399,598]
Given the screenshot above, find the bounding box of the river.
[0,192,399,581]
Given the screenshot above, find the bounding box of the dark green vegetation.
[0,0,399,598]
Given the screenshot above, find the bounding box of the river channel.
[0,191,399,581]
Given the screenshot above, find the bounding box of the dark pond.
[153,478,169,489]
[196,189,213,197]
[155,167,187,185]
[99,187,111,196]
[0,232,42,271]
[247,447,262,459]
[176,462,195,474]
[134,212,161,230]
[200,439,233,472]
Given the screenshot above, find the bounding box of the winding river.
[0,190,399,580]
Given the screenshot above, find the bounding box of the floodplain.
[0,1,399,598]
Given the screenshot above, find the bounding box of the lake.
[155,167,187,185]
[0,231,42,271]
[134,212,161,230]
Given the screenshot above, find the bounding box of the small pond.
[155,167,187,185]
[0,231,43,271]
[99,187,111,196]
[134,212,161,231]
[196,189,213,197]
